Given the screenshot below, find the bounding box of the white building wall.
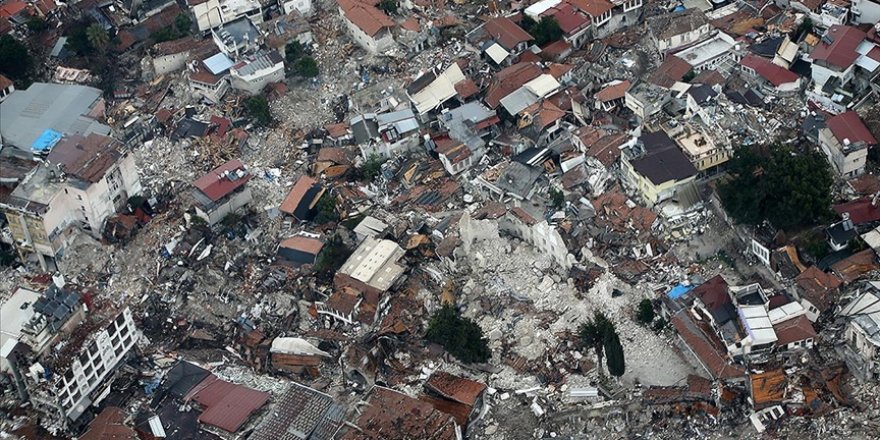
[152,52,191,76]
[851,0,880,23]
[282,0,312,16]
[339,12,394,54]
[230,62,285,95]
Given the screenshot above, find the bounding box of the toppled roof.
[693,275,732,313]
[521,99,565,129]
[811,25,866,69]
[280,235,325,255]
[483,16,532,51]
[185,375,270,433]
[750,370,787,409]
[833,197,880,225]
[643,374,713,405]
[772,315,817,346]
[740,54,799,87]
[591,188,657,233]
[594,80,631,102]
[434,136,472,165]
[647,9,709,42]
[250,382,344,440]
[80,407,138,440]
[338,0,394,37]
[156,361,211,402]
[339,387,457,439]
[831,249,880,283]
[649,55,691,88]
[424,371,487,407]
[827,111,877,146]
[46,133,121,183]
[280,175,324,218]
[338,237,406,291]
[794,266,841,313]
[193,159,252,202]
[671,309,745,380]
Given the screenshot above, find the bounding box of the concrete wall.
[340,10,394,54]
[230,63,285,95]
[196,186,253,225]
[819,128,867,177]
[811,63,854,88]
[153,52,190,76]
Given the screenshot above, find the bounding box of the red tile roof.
[649,55,692,88]
[193,159,252,202]
[522,100,565,129]
[338,0,394,37]
[671,309,745,380]
[424,371,487,406]
[772,315,817,346]
[827,111,877,146]
[568,0,614,17]
[340,387,457,439]
[740,54,799,87]
[587,133,626,167]
[811,25,866,69]
[47,134,121,183]
[546,4,590,34]
[454,78,480,99]
[594,80,631,102]
[280,175,319,215]
[484,62,543,108]
[833,197,880,225]
[483,16,532,51]
[0,1,27,18]
[280,235,325,255]
[692,275,731,313]
[831,248,880,283]
[79,407,138,440]
[0,73,13,91]
[185,375,270,433]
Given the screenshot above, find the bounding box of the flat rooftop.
[675,32,734,68]
[0,83,110,151]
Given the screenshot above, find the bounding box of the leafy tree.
[86,24,109,52]
[294,56,319,78]
[361,154,387,181]
[66,22,94,55]
[175,13,192,34]
[579,311,614,371]
[603,331,625,377]
[636,299,655,324]
[285,41,304,63]
[245,96,273,127]
[549,188,564,209]
[314,236,351,275]
[718,145,833,230]
[651,317,668,333]
[26,17,49,32]
[426,304,491,363]
[378,0,398,15]
[527,17,562,46]
[313,192,339,224]
[682,69,696,82]
[0,35,32,85]
[151,28,179,43]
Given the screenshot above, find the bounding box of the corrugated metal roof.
[204,52,234,74]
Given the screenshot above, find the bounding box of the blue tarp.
[31,129,62,152]
[667,283,693,299]
[673,5,686,11]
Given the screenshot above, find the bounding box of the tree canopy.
[360,154,387,181]
[245,96,273,127]
[426,304,491,364]
[580,311,625,377]
[0,35,32,85]
[604,331,625,377]
[636,299,655,324]
[718,145,833,230]
[294,56,319,78]
[522,16,563,46]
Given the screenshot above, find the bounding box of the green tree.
[426,304,491,364]
[175,13,192,34]
[314,236,351,275]
[682,69,696,82]
[285,41,304,63]
[294,56,319,78]
[718,145,833,230]
[245,96,273,127]
[527,17,562,46]
[579,311,614,371]
[0,35,32,85]
[151,28,178,43]
[549,188,564,209]
[86,24,109,52]
[313,192,339,224]
[636,299,655,324]
[361,154,386,181]
[26,17,49,32]
[66,22,93,55]
[604,331,625,377]
[378,0,398,15]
